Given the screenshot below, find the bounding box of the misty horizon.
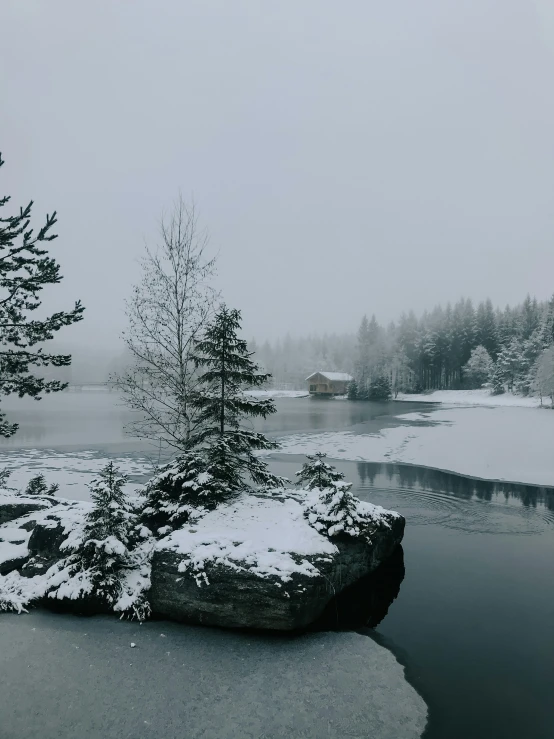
[3,0,554,349]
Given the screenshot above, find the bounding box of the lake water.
[1,391,554,738]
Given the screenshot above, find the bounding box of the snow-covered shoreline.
[274,405,554,487]
[395,388,545,408]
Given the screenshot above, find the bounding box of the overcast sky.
[2,0,554,350]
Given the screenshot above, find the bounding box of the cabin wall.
[307,376,348,395]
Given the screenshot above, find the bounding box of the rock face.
[150,515,405,630]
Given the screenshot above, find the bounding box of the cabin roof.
[305,371,353,382]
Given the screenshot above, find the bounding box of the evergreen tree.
[368,375,392,400]
[23,473,59,497]
[494,339,524,392]
[531,347,554,407]
[518,327,550,395]
[543,295,554,346]
[0,154,84,437]
[520,294,540,341]
[347,379,358,400]
[74,462,132,604]
[355,315,371,395]
[462,345,493,389]
[390,350,412,397]
[475,299,499,359]
[296,452,345,490]
[190,305,285,495]
[141,452,220,534]
[297,453,378,542]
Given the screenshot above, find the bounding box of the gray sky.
[2,0,554,349]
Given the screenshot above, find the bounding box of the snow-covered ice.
[0,450,154,500]
[275,406,554,486]
[395,389,545,408]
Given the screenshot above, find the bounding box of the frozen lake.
[1,390,554,738]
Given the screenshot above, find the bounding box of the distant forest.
[254,294,554,399]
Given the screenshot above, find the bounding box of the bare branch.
[112,195,219,450]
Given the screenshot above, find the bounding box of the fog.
[2,0,554,349]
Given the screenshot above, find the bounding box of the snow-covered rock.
[0,490,404,630]
[0,493,52,525]
[150,491,404,630]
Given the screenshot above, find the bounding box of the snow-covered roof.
[305,371,353,382]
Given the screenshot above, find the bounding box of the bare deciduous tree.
[112,196,218,450]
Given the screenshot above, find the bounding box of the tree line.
[254,295,554,404]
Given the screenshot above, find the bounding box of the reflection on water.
[310,545,405,631]
[351,461,554,535]
[357,461,554,510]
[0,390,433,451]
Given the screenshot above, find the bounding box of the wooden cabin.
[306,371,353,396]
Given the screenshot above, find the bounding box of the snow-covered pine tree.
[494,339,524,392]
[368,375,392,400]
[23,473,59,497]
[297,453,374,542]
[347,379,358,400]
[72,462,132,604]
[0,154,84,438]
[531,346,554,407]
[518,326,551,395]
[296,452,345,490]
[462,345,493,389]
[189,305,285,500]
[141,452,220,535]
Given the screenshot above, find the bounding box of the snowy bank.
[396,389,544,408]
[0,489,404,630]
[275,406,554,486]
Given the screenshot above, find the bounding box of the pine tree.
[347,379,358,400]
[368,375,392,400]
[190,305,285,496]
[296,452,345,490]
[23,473,59,497]
[531,346,554,407]
[390,350,412,397]
[141,452,217,535]
[297,453,375,542]
[520,294,540,341]
[462,345,493,389]
[475,300,499,359]
[0,154,84,437]
[543,295,554,346]
[494,339,524,392]
[72,462,132,604]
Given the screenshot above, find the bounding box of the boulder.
[0,495,50,525]
[28,518,68,561]
[149,501,405,631]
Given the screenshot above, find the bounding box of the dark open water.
[266,455,554,739]
[1,392,554,738]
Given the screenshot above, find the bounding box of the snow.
[162,493,340,584]
[305,372,353,382]
[275,406,554,486]
[396,389,544,408]
[0,450,153,500]
[0,493,52,509]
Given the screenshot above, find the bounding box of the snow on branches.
[297,452,393,543]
